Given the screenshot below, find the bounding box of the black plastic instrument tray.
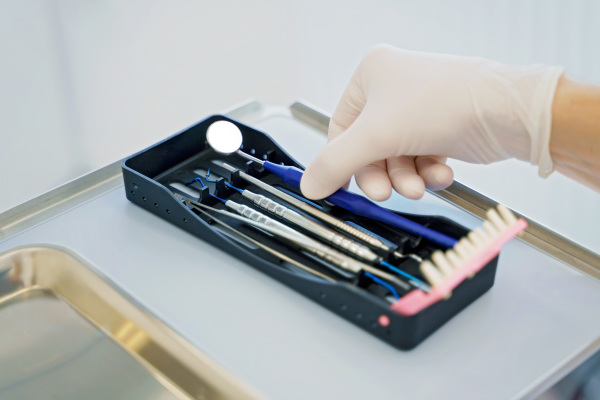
[122,114,498,350]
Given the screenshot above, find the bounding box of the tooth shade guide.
[422,204,520,288]
[393,205,527,316]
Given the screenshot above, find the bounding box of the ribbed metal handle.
[245,192,380,263]
[324,216,385,249]
[252,194,288,218]
[307,247,362,274]
[226,201,296,237]
[238,205,272,226]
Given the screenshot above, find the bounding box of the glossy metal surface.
[0,246,261,400]
[206,120,243,155]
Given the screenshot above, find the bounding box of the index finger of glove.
[301,115,391,199]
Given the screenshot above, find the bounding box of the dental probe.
[206,121,457,248]
[218,161,422,263]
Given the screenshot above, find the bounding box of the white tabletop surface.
[1,111,599,399]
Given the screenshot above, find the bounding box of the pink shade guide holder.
[390,218,528,316]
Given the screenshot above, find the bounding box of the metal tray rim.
[0,244,261,400]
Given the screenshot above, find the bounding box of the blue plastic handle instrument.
[261,161,458,248]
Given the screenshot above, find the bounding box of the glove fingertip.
[395,175,426,200]
[422,163,455,190]
[300,170,327,200]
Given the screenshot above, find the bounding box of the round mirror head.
[206,120,243,155]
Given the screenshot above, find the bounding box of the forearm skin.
[550,77,600,192]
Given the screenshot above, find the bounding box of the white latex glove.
[300,44,564,201]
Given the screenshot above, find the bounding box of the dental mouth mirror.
[204,120,458,248]
[206,120,263,164]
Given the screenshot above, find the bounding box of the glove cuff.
[530,66,565,178]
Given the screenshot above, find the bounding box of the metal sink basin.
[0,246,260,400]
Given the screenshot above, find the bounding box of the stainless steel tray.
[0,246,260,399]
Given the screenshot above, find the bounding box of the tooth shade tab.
[459,237,477,255]
[497,204,518,225]
[420,260,445,287]
[486,208,507,231]
[468,228,487,247]
[454,240,472,261]
[431,250,454,277]
[445,250,463,269]
[483,221,499,237]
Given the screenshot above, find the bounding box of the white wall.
[1,0,598,252]
[0,1,79,208]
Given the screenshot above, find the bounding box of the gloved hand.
[300,44,564,200]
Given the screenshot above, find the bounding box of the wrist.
[525,65,565,177]
[550,76,600,190]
